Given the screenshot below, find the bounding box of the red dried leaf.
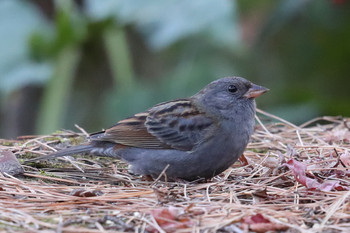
[242,213,288,233]
[149,207,193,232]
[244,213,270,224]
[239,154,249,166]
[286,159,310,186]
[319,180,341,192]
[286,159,348,191]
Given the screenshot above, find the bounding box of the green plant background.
[1,0,349,138]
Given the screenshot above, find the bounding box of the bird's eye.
[228,85,238,93]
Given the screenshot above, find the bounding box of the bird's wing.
[95,99,215,151]
[146,99,215,150]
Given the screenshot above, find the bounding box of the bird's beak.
[243,84,269,99]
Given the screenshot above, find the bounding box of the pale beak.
[243,84,269,99]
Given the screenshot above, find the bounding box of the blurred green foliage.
[0,0,349,138]
[0,0,52,95]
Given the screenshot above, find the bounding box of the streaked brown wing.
[146,99,214,151]
[94,99,214,151]
[97,112,171,149]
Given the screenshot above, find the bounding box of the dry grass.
[1,110,350,232]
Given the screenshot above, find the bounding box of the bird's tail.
[24,145,94,163]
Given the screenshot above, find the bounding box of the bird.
[26,77,268,181]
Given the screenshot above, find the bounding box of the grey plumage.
[26,76,268,181]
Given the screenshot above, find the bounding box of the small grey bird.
[27,77,268,181]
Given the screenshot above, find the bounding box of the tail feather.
[24,145,94,163]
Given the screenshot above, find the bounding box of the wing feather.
[94,99,215,151]
[146,100,214,150]
[98,113,170,149]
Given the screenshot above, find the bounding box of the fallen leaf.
[239,154,249,166]
[285,159,347,191]
[149,207,193,232]
[241,213,288,233]
[319,180,342,192]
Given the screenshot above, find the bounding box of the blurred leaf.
[37,46,81,134]
[102,84,154,125]
[0,0,53,94]
[255,0,313,46]
[53,4,87,53]
[0,62,51,94]
[29,32,53,60]
[36,0,85,134]
[85,0,240,50]
[29,0,88,60]
[103,26,135,89]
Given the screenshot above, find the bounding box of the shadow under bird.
[27,77,268,181]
